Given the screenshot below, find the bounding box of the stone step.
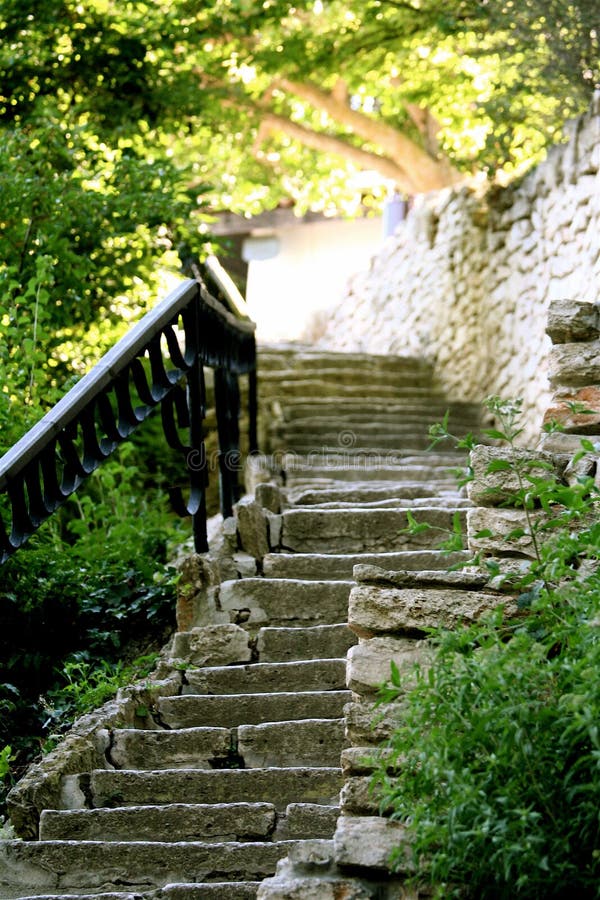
[106,717,346,771]
[260,381,438,400]
[157,691,351,729]
[262,550,472,581]
[280,507,467,554]
[88,767,343,810]
[257,347,432,373]
[292,496,471,510]
[9,888,260,900]
[275,403,480,423]
[278,436,443,453]
[279,803,339,840]
[285,481,461,505]
[0,839,299,896]
[277,421,447,438]
[284,464,458,483]
[39,802,276,843]
[108,728,231,771]
[256,624,357,662]
[218,578,352,628]
[183,659,346,695]
[258,367,432,388]
[238,718,346,768]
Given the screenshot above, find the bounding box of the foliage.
[0,435,185,817]
[0,116,204,449]
[0,0,597,222]
[373,398,600,897]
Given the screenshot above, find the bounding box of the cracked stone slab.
[40,802,276,843]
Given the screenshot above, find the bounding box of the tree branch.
[273,78,460,191]
[257,112,419,192]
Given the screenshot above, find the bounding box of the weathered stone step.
[260,380,437,399]
[0,839,299,896]
[262,550,471,581]
[278,421,447,438]
[280,507,467,554]
[256,624,357,662]
[280,436,444,453]
[258,367,432,388]
[276,403,480,423]
[292,496,471,510]
[218,578,352,628]
[106,717,346,771]
[286,481,460,505]
[284,464,457,484]
[278,803,339,840]
[88,767,343,810]
[10,888,260,900]
[158,691,351,728]
[183,659,346,695]
[283,451,464,466]
[39,802,276,843]
[257,347,432,373]
[109,728,231,771]
[238,718,346,768]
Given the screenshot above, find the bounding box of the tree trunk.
[274,78,461,192]
[256,114,420,192]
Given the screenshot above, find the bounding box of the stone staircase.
[0,346,480,899]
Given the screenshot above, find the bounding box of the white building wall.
[245,216,383,343]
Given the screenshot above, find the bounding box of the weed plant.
[373,398,600,898]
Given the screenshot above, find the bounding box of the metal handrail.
[0,268,258,564]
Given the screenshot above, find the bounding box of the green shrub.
[373,399,600,898]
[0,438,186,817]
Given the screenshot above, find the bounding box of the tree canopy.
[0,0,597,443]
[1,1,597,216]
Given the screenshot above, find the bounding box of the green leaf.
[486,459,512,473]
[483,428,510,442]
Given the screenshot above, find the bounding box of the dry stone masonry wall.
[320,94,600,446]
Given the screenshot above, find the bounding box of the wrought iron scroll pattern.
[0,277,257,564]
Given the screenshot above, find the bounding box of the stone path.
[0,346,480,899]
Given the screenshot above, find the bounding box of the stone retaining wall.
[319,95,600,446]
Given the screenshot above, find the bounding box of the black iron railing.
[0,260,257,564]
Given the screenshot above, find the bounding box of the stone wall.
[319,94,600,446]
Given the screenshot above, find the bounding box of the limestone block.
[257,867,375,899]
[245,453,284,495]
[185,623,252,667]
[283,803,340,840]
[353,566,490,590]
[334,815,412,873]
[235,496,270,560]
[255,481,284,513]
[546,299,600,344]
[549,340,600,387]
[341,746,399,777]
[176,554,218,632]
[543,386,600,433]
[232,551,259,578]
[468,445,561,506]
[467,507,545,558]
[348,584,516,638]
[347,637,426,695]
[282,839,336,872]
[345,699,403,745]
[537,431,600,454]
[340,776,387,815]
[266,511,283,549]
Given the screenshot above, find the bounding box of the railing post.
[214,367,242,519]
[187,354,209,554]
